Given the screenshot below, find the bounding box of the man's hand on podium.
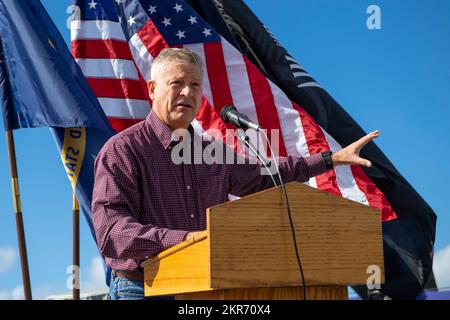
[184,230,207,241]
[332,130,380,168]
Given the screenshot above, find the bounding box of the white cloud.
[0,247,17,274]
[3,256,110,300]
[1,256,109,300]
[34,285,66,300]
[0,286,24,300]
[0,290,10,300]
[80,256,109,292]
[11,286,24,300]
[0,284,66,300]
[433,245,450,289]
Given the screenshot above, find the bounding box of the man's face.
[148,62,203,130]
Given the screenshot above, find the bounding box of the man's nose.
[180,85,195,96]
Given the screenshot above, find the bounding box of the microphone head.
[220,105,237,123]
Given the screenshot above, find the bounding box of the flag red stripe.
[293,103,342,196]
[244,56,288,157]
[108,117,142,133]
[136,20,169,58]
[203,42,234,114]
[132,59,152,103]
[197,98,229,135]
[196,97,240,151]
[86,78,147,100]
[351,165,398,221]
[72,39,132,59]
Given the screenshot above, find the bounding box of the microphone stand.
[236,129,279,187]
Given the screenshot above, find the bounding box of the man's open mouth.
[176,103,192,109]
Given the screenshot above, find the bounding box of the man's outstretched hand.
[332,130,380,168]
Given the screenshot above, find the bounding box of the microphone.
[220,105,261,131]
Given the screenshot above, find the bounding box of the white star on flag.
[88,0,97,9]
[176,30,186,39]
[118,16,122,24]
[128,16,136,26]
[173,3,183,13]
[202,28,212,37]
[188,16,198,24]
[115,0,122,5]
[162,17,171,27]
[148,5,157,15]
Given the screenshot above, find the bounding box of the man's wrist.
[321,151,334,170]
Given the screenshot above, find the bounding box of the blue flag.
[0,0,116,285]
[0,0,111,130]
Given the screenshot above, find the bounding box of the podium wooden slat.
[176,286,348,300]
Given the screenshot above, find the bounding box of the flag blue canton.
[75,0,221,45]
[74,0,119,21]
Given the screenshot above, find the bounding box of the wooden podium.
[141,182,384,300]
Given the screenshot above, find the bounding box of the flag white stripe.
[285,55,304,67]
[76,58,139,80]
[191,118,206,136]
[71,20,126,41]
[129,34,153,82]
[293,72,312,78]
[221,39,259,125]
[289,63,304,71]
[323,130,370,205]
[298,82,322,89]
[183,43,214,108]
[268,80,317,188]
[220,39,272,160]
[97,97,150,119]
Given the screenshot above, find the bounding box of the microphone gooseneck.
[220,105,261,131]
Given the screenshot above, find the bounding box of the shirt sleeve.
[91,140,188,261]
[228,152,328,197]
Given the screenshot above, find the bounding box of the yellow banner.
[60,128,86,191]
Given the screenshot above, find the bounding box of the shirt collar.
[146,110,195,150]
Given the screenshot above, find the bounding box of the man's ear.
[147,80,156,100]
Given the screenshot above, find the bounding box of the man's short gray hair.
[150,48,204,80]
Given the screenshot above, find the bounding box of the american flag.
[71,0,397,222]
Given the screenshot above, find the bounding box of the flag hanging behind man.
[72,0,396,221]
[69,0,436,298]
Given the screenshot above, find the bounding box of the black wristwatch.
[321,151,334,170]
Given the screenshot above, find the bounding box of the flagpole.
[5,130,32,300]
[72,192,80,300]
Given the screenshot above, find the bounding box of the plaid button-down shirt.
[92,111,328,272]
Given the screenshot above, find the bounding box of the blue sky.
[0,0,449,299]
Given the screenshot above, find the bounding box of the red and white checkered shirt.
[92,111,328,272]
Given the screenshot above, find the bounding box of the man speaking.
[92,48,379,300]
